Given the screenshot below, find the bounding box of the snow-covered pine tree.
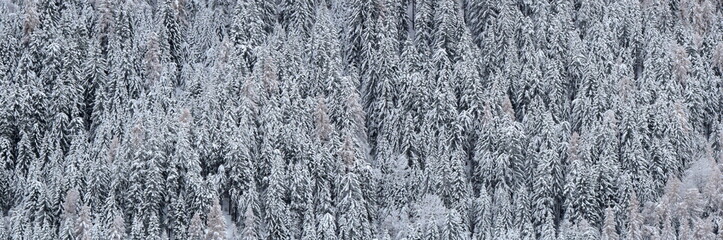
[336,136,372,240]
[514,186,535,240]
[596,110,621,210]
[288,161,313,238]
[74,204,93,240]
[439,208,468,240]
[107,212,125,240]
[230,0,265,71]
[264,149,291,240]
[626,191,643,240]
[58,188,79,240]
[146,211,161,240]
[187,211,204,240]
[317,211,337,240]
[343,0,377,71]
[205,196,226,240]
[364,11,399,155]
[563,131,600,224]
[308,5,343,98]
[474,94,527,192]
[224,122,255,222]
[280,0,314,37]
[601,207,619,240]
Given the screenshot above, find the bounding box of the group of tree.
[0,0,721,239]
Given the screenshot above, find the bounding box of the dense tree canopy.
[0,0,721,239]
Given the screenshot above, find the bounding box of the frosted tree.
[439,209,468,240]
[454,29,483,125]
[412,0,433,56]
[492,187,514,238]
[381,152,413,208]
[280,0,314,36]
[343,0,377,71]
[364,12,399,153]
[230,0,265,71]
[336,137,372,240]
[75,204,93,240]
[300,206,318,240]
[130,215,144,240]
[626,192,643,240]
[107,213,125,240]
[168,191,188,239]
[317,211,337,240]
[157,0,185,68]
[264,149,291,240]
[241,203,259,240]
[601,207,619,240]
[514,186,535,240]
[224,123,255,222]
[596,111,621,209]
[433,144,469,210]
[701,156,721,212]
[659,214,675,240]
[464,0,495,46]
[206,196,226,240]
[412,194,446,239]
[308,5,343,98]
[563,132,600,224]
[187,211,205,240]
[692,217,715,239]
[59,188,79,240]
[578,218,600,239]
[531,113,564,234]
[432,0,463,60]
[474,96,527,191]
[679,215,692,240]
[288,161,313,238]
[146,211,161,240]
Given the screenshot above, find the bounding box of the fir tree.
[187,211,204,240]
[601,207,618,240]
[626,192,643,240]
[265,149,291,240]
[336,137,372,240]
[206,197,226,240]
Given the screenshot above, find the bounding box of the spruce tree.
[265,149,291,240]
[336,136,372,240]
[187,211,204,240]
[205,196,226,240]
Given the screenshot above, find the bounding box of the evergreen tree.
[265,149,291,240]
[75,204,93,240]
[439,209,468,240]
[531,114,563,234]
[281,0,314,36]
[626,192,643,240]
[317,212,337,240]
[130,215,144,240]
[601,207,619,240]
[432,0,463,60]
[230,0,265,71]
[59,188,79,240]
[206,196,226,240]
[187,211,204,240]
[241,203,259,240]
[336,138,372,240]
[364,12,399,154]
[107,213,125,240]
[146,211,161,240]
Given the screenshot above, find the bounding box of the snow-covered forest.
[0,0,721,239]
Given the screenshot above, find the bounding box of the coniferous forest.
[0,0,722,239]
